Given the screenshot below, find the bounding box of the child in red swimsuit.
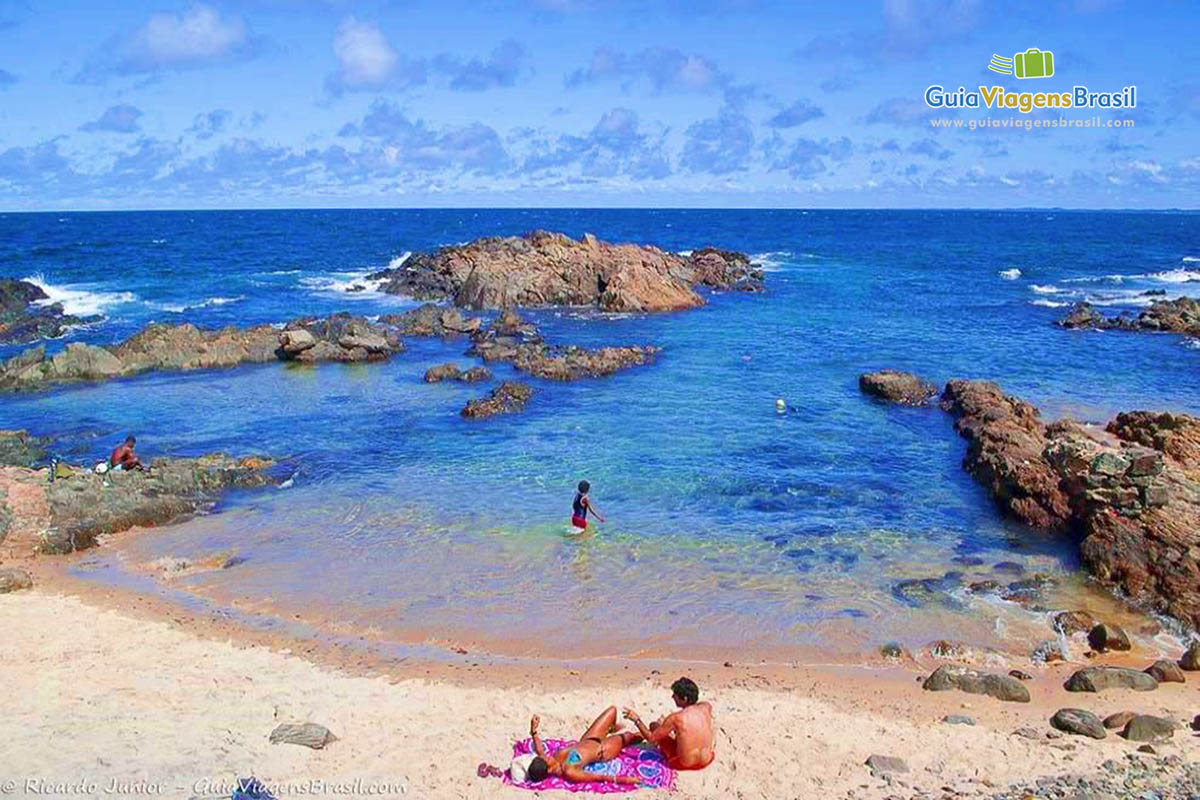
[571,480,606,529]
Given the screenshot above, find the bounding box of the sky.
[0,0,1197,209]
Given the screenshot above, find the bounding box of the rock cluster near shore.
[0,444,277,557]
[1058,297,1200,338]
[367,231,764,311]
[0,313,405,393]
[859,370,939,406]
[861,370,1200,630]
[0,279,99,345]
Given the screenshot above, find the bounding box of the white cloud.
[330,17,397,90]
[126,4,249,70]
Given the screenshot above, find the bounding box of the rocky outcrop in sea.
[0,279,99,345]
[366,231,764,311]
[939,380,1200,629]
[0,442,277,557]
[0,313,404,393]
[862,372,1200,631]
[1057,297,1200,338]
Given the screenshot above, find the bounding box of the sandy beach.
[3,576,1198,800]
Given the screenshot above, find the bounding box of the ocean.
[2,209,1198,662]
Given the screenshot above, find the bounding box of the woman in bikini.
[525,707,642,785]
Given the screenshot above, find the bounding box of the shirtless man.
[622,677,715,770]
[109,435,143,472]
[526,706,643,786]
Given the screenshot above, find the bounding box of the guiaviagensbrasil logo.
[988,48,1054,79]
[925,47,1137,115]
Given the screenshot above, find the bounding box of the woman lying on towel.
[526,707,644,786]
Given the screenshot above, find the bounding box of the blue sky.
[0,0,1196,209]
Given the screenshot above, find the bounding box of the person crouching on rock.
[571,480,605,530]
[110,435,144,472]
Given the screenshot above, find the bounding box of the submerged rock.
[461,381,533,419]
[0,430,51,468]
[1051,708,1107,739]
[922,664,1030,702]
[1063,666,1158,693]
[858,370,938,406]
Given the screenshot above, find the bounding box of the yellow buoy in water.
[776,398,787,414]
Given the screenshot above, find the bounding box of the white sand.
[1,590,1197,800]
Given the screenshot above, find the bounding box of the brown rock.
[269,722,337,749]
[858,370,938,406]
[366,231,764,312]
[1052,610,1096,636]
[0,566,33,593]
[940,379,1073,531]
[1103,711,1137,729]
[424,363,462,383]
[1120,715,1176,743]
[922,664,1030,702]
[461,381,533,419]
[1144,659,1185,684]
[1180,641,1200,671]
[1087,622,1132,653]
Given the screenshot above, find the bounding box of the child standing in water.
[571,480,606,530]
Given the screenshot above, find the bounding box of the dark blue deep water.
[2,210,1197,659]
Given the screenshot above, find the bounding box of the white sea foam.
[23,274,137,317]
[1146,268,1200,284]
[1184,339,1200,350]
[1030,299,1071,308]
[1182,256,1199,263]
[1030,284,1061,294]
[300,253,411,299]
[748,251,792,271]
[148,295,246,313]
[998,268,1022,280]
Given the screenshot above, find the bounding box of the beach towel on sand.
[503,737,676,793]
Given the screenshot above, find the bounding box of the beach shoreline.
[3,560,1198,800]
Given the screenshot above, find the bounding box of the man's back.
[666,701,714,768]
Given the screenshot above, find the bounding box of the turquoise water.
[2,210,1198,658]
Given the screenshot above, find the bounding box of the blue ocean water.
[2,209,1197,659]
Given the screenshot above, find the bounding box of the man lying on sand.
[526,706,644,785]
[623,677,715,770]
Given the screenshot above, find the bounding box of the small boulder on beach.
[1120,715,1176,743]
[1144,659,1185,684]
[922,664,1030,703]
[0,566,33,593]
[1050,708,1107,739]
[1179,641,1200,671]
[1087,622,1131,653]
[269,722,337,750]
[1064,666,1158,693]
[864,754,909,776]
[1104,711,1137,729]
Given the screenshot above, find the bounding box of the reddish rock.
[858,370,938,406]
[367,231,764,312]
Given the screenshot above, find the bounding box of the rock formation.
[0,454,277,556]
[367,231,764,312]
[0,279,99,345]
[1058,298,1200,338]
[872,375,1200,629]
[461,381,533,419]
[0,313,404,393]
[858,370,938,406]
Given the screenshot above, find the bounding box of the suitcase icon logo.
[988,48,1055,79]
